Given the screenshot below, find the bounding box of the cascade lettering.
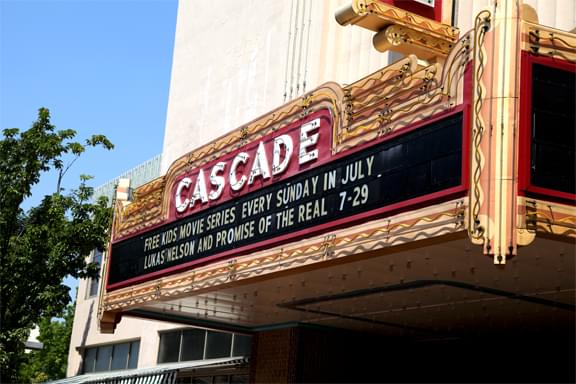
[174,118,320,213]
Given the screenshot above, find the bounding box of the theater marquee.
[108,108,464,289]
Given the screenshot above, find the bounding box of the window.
[530,63,575,194]
[205,331,232,359]
[175,373,249,384]
[94,345,112,372]
[520,53,576,201]
[87,249,103,298]
[110,342,129,370]
[83,340,140,373]
[158,331,181,363]
[181,328,205,361]
[232,334,252,357]
[158,329,251,364]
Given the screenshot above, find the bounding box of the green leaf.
[0,108,114,382]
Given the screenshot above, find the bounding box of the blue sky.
[0,0,178,297]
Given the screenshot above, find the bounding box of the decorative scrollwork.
[343,88,354,130]
[321,234,336,259]
[226,259,238,281]
[526,24,576,63]
[386,25,407,46]
[301,94,313,116]
[398,63,411,78]
[377,107,393,136]
[469,10,491,241]
[239,126,249,142]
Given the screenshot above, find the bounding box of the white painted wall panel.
[161,0,389,172]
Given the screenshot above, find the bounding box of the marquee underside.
[122,235,574,341]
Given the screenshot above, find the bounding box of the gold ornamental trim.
[522,21,576,63]
[337,29,472,152]
[336,0,458,40]
[335,0,459,59]
[102,199,466,312]
[373,24,455,59]
[114,177,166,240]
[521,197,576,238]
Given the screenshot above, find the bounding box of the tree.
[0,108,113,382]
[19,304,76,383]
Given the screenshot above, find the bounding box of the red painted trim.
[104,212,117,297]
[524,185,576,203]
[462,61,473,192]
[106,108,468,291]
[380,0,442,22]
[518,51,533,195]
[518,51,576,205]
[523,52,576,72]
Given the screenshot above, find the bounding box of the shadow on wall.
[74,301,94,376]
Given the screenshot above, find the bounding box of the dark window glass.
[380,144,404,171]
[205,331,232,359]
[128,340,140,369]
[406,136,431,165]
[111,342,129,370]
[87,249,103,298]
[377,113,462,205]
[531,63,575,194]
[380,170,405,201]
[95,345,112,372]
[83,341,140,374]
[232,334,252,357]
[158,332,181,363]
[213,376,229,384]
[406,163,429,193]
[193,377,213,384]
[230,375,249,384]
[83,347,97,373]
[431,153,461,187]
[181,329,206,361]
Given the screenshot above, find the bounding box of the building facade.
[66,155,179,377]
[66,1,574,383]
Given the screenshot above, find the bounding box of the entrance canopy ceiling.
[123,235,574,341]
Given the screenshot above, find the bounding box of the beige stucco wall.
[66,257,185,376]
[160,0,391,173]
[455,0,575,35]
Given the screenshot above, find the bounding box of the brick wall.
[249,325,385,383]
[249,327,299,383]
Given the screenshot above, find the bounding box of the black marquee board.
[108,113,463,286]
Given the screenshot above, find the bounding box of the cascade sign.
[173,117,322,214]
[108,111,463,289]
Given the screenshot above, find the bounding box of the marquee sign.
[107,111,464,289]
[168,109,333,221]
